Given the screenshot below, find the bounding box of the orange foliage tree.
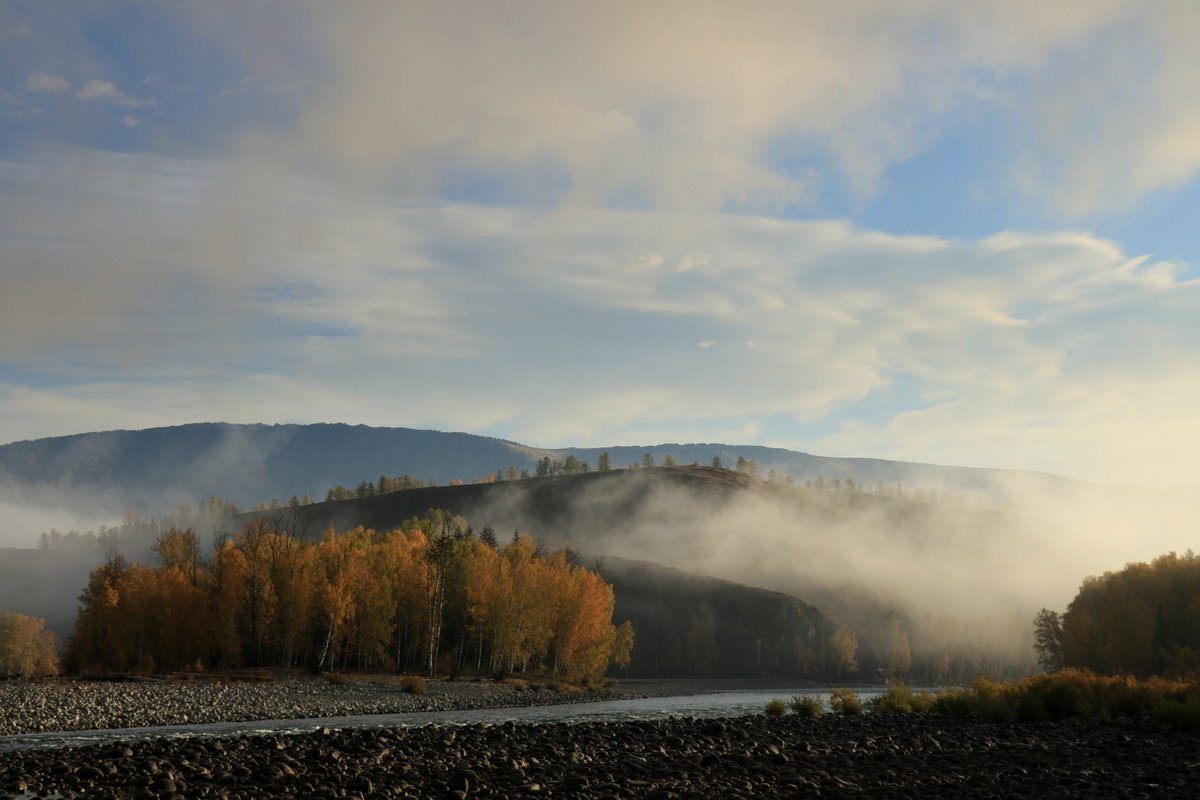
[64,513,633,680]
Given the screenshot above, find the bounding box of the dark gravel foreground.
[3,713,1198,799]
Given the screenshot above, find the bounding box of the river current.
[0,686,888,753]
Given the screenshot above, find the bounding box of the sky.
[2,1,1200,488]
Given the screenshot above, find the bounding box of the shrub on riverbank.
[830,688,864,715]
[766,672,1200,729]
[931,669,1200,725]
[869,682,935,713]
[400,675,427,694]
[764,698,787,717]
[789,694,823,717]
[1155,691,1200,731]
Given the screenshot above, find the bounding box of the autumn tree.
[62,553,129,673]
[0,614,59,677]
[1060,552,1200,677]
[153,527,202,586]
[831,627,859,677]
[64,513,633,681]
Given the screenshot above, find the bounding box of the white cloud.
[75,79,120,100]
[1014,1,1200,215]
[75,78,140,105]
[24,71,69,93]
[4,151,1197,484]
[290,0,1155,216]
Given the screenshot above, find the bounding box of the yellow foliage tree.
[64,515,633,680]
[0,613,59,677]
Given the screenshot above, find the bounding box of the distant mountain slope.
[558,443,1080,497]
[0,422,1081,517]
[0,423,550,513]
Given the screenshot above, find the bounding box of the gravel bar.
[2,712,1198,799]
[0,677,658,736]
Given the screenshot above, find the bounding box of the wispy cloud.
[24,72,69,93]
[2,149,1198,484]
[75,79,140,105]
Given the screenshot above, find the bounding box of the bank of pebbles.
[0,679,634,736]
[3,713,1198,799]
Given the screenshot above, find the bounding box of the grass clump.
[869,682,935,714]
[932,676,1015,721]
[764,698,788,718]
[789,694,823,718]
[829,688,864,716]
[582,676,617,693]
[399,675,427,695]
[1155,691,1200,731]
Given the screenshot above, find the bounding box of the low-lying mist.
[4,455,1197,678]
[467,468,1200,673]
[0,484,125,549]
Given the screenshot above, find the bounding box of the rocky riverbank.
[2,712,1197,799]
[0,675,650,736]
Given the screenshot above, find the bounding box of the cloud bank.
[2,1,1200,490]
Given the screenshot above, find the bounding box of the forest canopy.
[1055,551,1200,678]
[63,513,632,681]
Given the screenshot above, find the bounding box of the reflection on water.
[0,687,889,753]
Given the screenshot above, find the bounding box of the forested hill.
[0,422,1081,515]
[235,469,855,679]
[238,464,763,541]
[238,466,1037,680]
[9,464,1040,680]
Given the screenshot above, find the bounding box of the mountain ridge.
[0,422,1085,519]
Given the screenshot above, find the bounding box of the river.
[0,685,890,753]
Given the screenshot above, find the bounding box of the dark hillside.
[555,444,1082,497]
[242,466,758,540]
[600,556,839,678]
